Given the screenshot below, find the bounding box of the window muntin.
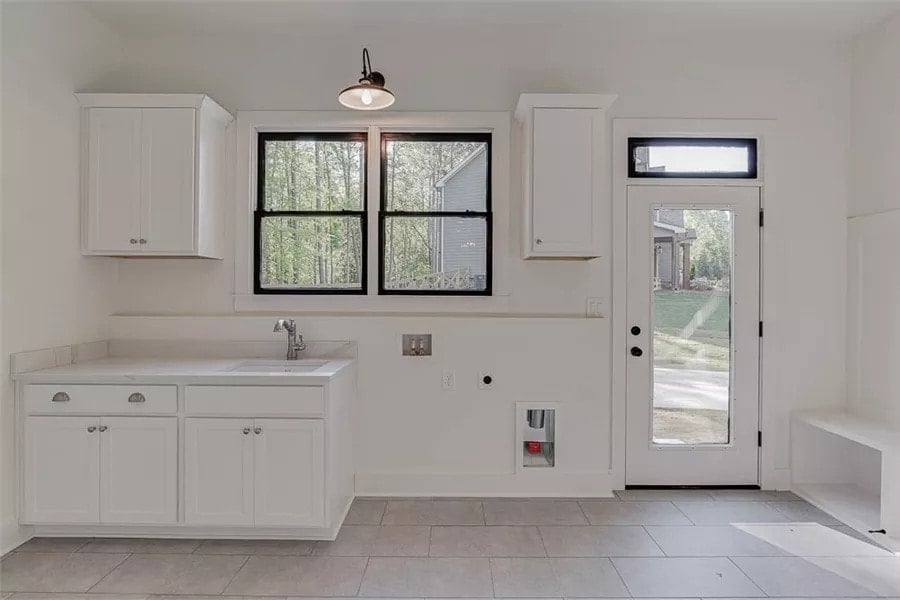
[628,137,757,179]
[255,132,367,294]
[380,133,492,295]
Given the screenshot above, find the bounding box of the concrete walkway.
[654,366,729,411]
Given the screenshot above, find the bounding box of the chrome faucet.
[273,318,307,360]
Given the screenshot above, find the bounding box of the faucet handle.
[273,318,295,333]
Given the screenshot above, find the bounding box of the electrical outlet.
[441,370,456,391]
[586,297,606,318]
[478,372,495,390]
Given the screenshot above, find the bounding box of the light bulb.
[361,89,373,105]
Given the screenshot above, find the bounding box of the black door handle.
[630,326,641,336]
[630,346,643,357]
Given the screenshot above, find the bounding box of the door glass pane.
[652,208,732,445]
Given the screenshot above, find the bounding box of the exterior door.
[99,417,177,524]
[141,107,195,252]
[86,107,142,252]
[626,185,760,485]
[23,416,100,523]
[184,418,254,525]
[253,419,324,526]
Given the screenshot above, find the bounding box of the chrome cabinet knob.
[242,427,251,435]
[99,425,108,432]
[535,238,543,245]
[128,392,146,403]
[130,239,138,244]
[87,425,97,433]
[52,392,70,403]
[139,238,147,244]
[253,426,262,435]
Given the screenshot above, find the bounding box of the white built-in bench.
[791,409,900,551]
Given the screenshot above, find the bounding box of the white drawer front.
[24,385,177,415]
[185,386,324,417]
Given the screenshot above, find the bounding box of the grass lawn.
[653,289,730,371]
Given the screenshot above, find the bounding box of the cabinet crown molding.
[75,93,233,124]
[514,93,617,122]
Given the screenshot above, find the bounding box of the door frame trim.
[610,118,780,490]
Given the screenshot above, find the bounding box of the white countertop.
[14,356,355,386]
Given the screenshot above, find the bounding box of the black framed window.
[255,132,367,294]
[628,137,757,178]
[380,133,492,295]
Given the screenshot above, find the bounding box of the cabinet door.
[99,417,177,524]
[185,418,253,525]
[530,107,598,255]
[253,419,324,526]
[23,416,99,523]
[141,108,196,253]
[86,108,142,252]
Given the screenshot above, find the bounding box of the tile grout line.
[355,555,371,597]
[641,524,668,557]
[607,555,635,598]
[725,555,769,597]
[535,525,549,558]
[84,551,133,593]
[218,553,251,595]
[671,500,697,525]
[575,500,593,525]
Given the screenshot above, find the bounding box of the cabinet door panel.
[141,108,196,252]
[531,108,596,253]
[86,108,142,252]
[23,417,99,523]
[99,417,177,524]
[254,419,324,526]
[185,418,253,525]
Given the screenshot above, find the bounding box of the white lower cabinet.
[100,417,177,524]
[184,418,254,526]
[24,417,100,524]
[185,418,325,527]
[23,415,177,524]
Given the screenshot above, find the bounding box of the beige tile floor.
[2,491,899,598]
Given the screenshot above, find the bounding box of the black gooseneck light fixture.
[338,48,395,110]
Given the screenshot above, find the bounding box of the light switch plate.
[586,297,606,318]
[441,370,456,391]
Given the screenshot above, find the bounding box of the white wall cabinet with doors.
[75,93,232,258]
[515,93,616,259]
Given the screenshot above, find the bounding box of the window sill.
[233,293,512,315]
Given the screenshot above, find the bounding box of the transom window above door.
[628,137,758,179]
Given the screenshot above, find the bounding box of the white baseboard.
[355,472,616,497]
[1,518,33,555]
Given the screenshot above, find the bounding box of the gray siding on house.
[439,149,487,285]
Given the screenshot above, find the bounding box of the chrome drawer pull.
[99,425,108,432]
[52,392,70,403]
[87,425,97,433]
[242,427,251,435]
[253,426,262,435]
[128,392,146,403]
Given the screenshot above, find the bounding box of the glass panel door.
[652,208,733,445]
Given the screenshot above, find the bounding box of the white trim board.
[610,118,779,489]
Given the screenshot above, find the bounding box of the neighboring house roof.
[434,145,487,188]
[654,221,687,234]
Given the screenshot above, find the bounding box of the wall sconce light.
[338,48,395,110]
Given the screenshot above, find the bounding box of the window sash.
[379,132,492,296]
[255,131,368,294]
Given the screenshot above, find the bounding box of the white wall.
[0,2,123,551]
[847,13,900,428]
[95,23,852,492]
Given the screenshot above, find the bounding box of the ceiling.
[79,0,900,40]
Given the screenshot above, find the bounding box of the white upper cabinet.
[515,93,616,259]
[77,94,232,258]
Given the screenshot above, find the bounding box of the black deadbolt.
[630,326,641,336]
[630,346,643,357]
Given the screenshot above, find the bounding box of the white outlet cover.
[586,297,606,318]
[441,370,456,391]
